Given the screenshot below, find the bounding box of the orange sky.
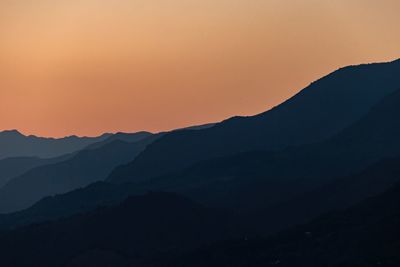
[1,0,400,137]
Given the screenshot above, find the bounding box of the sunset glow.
[1,0,400,137]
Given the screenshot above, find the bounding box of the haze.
[1,0,399,137]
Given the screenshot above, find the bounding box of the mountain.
[175,123,216,131]
[120,86,400,217]
[0,59,398,267]
[0,133,160,213]
[0,192,244,267]
[168,182,400,267]
[0,154,74,188]
[109,59,400,183]
[4,83,400,231]
[0,157,45,188]
[0,132,152,188]
[0,130,112,160]
[3,154,400,234]
[0,182,123,230]
[1,163,399,267]
[249,155,400,235]
[84,131,153,150]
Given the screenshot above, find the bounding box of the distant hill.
[0,154,73,188]
[175,123,216,131]
[0,130,112,160]
[0,133,160,213]
[84,131,153,150]
[109,59,400,183]
[0,123,214,214]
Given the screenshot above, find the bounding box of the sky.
[1,0,400,137]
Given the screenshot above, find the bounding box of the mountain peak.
[0,129,24,137]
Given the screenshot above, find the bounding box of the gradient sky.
[1,0,400,137]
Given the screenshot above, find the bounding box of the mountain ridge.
[109,59,400,184]
[4,86,400,230]
[0,130,112,160]
[0,133,160,213]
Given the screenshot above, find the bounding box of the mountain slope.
[0,192,243,267]
[1,169,399,267]
[4,85,400,230]
[125,86,400,216]
[109,59,400,183]
[0,130,111,160]
[0,154,73,188]
[169,182,400,267]
[4,154,400,234]
[0,134,160,213]
[84,131,152,150]
[0,182,137,231]
[250,155,400,235]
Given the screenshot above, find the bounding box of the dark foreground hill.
[109,59,400,183]
[168,182,400,267]
[0,182,137,231]
[0,167,399,267]
[249,155,400,234]
[0,192,244,267]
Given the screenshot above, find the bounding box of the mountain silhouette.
[1,161,399,266]
[4,85,400,233]
[169,182,400,267]
[0,131,151,193]
[4,76,400,232]
[0,130,112,160]
[0,192,243,267]
[109,59,400,183]
[121,86,400,217]
[0,59,399,267]
[0,154,74,188]
[4,154,400,235]
[84,131,152,150]
[0,133,160,213]
[0,182,134,230]
[249,155,400,235]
